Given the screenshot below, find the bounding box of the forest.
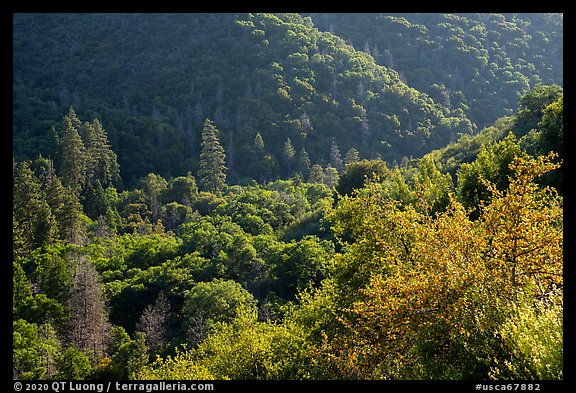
[12,13,563,381]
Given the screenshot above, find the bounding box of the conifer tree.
[283,138,296,162]
[330,139,344,173]
[198,119,227,194]
[136,291,171,353]
[13,161,57,256]
[254,132,265,152]
[81,119,120,188]
[282,137,296,177]
[59,108,87,195]
[67,256,111,362]
[344,147,360,167]
[296,148,311,178]
[309,164,325,184]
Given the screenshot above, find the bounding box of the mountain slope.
[15,13,562,186]
[14,13,476,185]
[307,13,563,129]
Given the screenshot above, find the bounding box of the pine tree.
[344,147,360,167]
[13,161,57,256]
[82,179,109,220]
[67,256,111,362]
[136,291,171,353]
[330,140,344,173]
[198,119,227,194]
[81,119,120,188]
[296,148,311,178]
[283,138,296,161]
[254,132,265,152]
[324,164,339,187]
[309,164,325,184]
[60,184,86,245]
[282,138,296,177]
[40,158,85,243]
[59,108,87,195]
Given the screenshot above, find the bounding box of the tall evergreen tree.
[330,139,344,173]
[296,148,311,178]
[309,164,325,184]
[283,138,296,162]
[40,158,85,243]
[60,184,87,245]
[13,161,57,257]
[344,147,360,167]
[254,132,265,152]
[59,108,87,196]
[198,119,227,194]
[282,137,296,177]
[81,119,120,188]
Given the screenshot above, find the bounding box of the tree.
[13,161,57,257]
[344,147,360,167]
[102,326,149,379]
[282,138,296,176]
[410,155,454,215]
[164,173,198,206]
[55,344,92,380]
[513,84,563,137]
[138,305,309,380]
[66,256,111,362]
[538,94,563,157]
[13,319,62,380]
[183,279,257,344]
[323,152,562,379]
[59,108,87,195]
[82,179,109,220]
[456,132,526,217]
[13,261,32,313]
[41,158,83,241]
[141,173,168,222]
[323,165,339,188]
[308,164,324,184]
[254,132,265,151]
[81,118,120,188]
[283,138,295,162]
[335,159,390,197]
[296,148,311,178]
[136,291,171,353]
[198,119,227,194]
[64,188,87,244]
[329,140,343,173]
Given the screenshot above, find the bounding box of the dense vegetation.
[13,12,562,381]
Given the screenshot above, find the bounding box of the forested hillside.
[14,13,476,185]
[308,13,563,129]
[13,12,563,382]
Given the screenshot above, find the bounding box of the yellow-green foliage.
[137,305,309,380]
[322,153,562,379]
[490,290,563,380]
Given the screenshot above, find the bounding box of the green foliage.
[336,159,391,197]
[198,119,227,194]
[55,344,93,380]
[12,13,563,382]
[14,13,526,184]
[139,305,309,380]
[182,279,257,334]
[489,290,563,380]
[310,14,562,130]
[13,319,61,380]
[456,132,527,216]
[513,84,563,137]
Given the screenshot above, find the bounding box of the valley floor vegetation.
[13,84,563,380]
